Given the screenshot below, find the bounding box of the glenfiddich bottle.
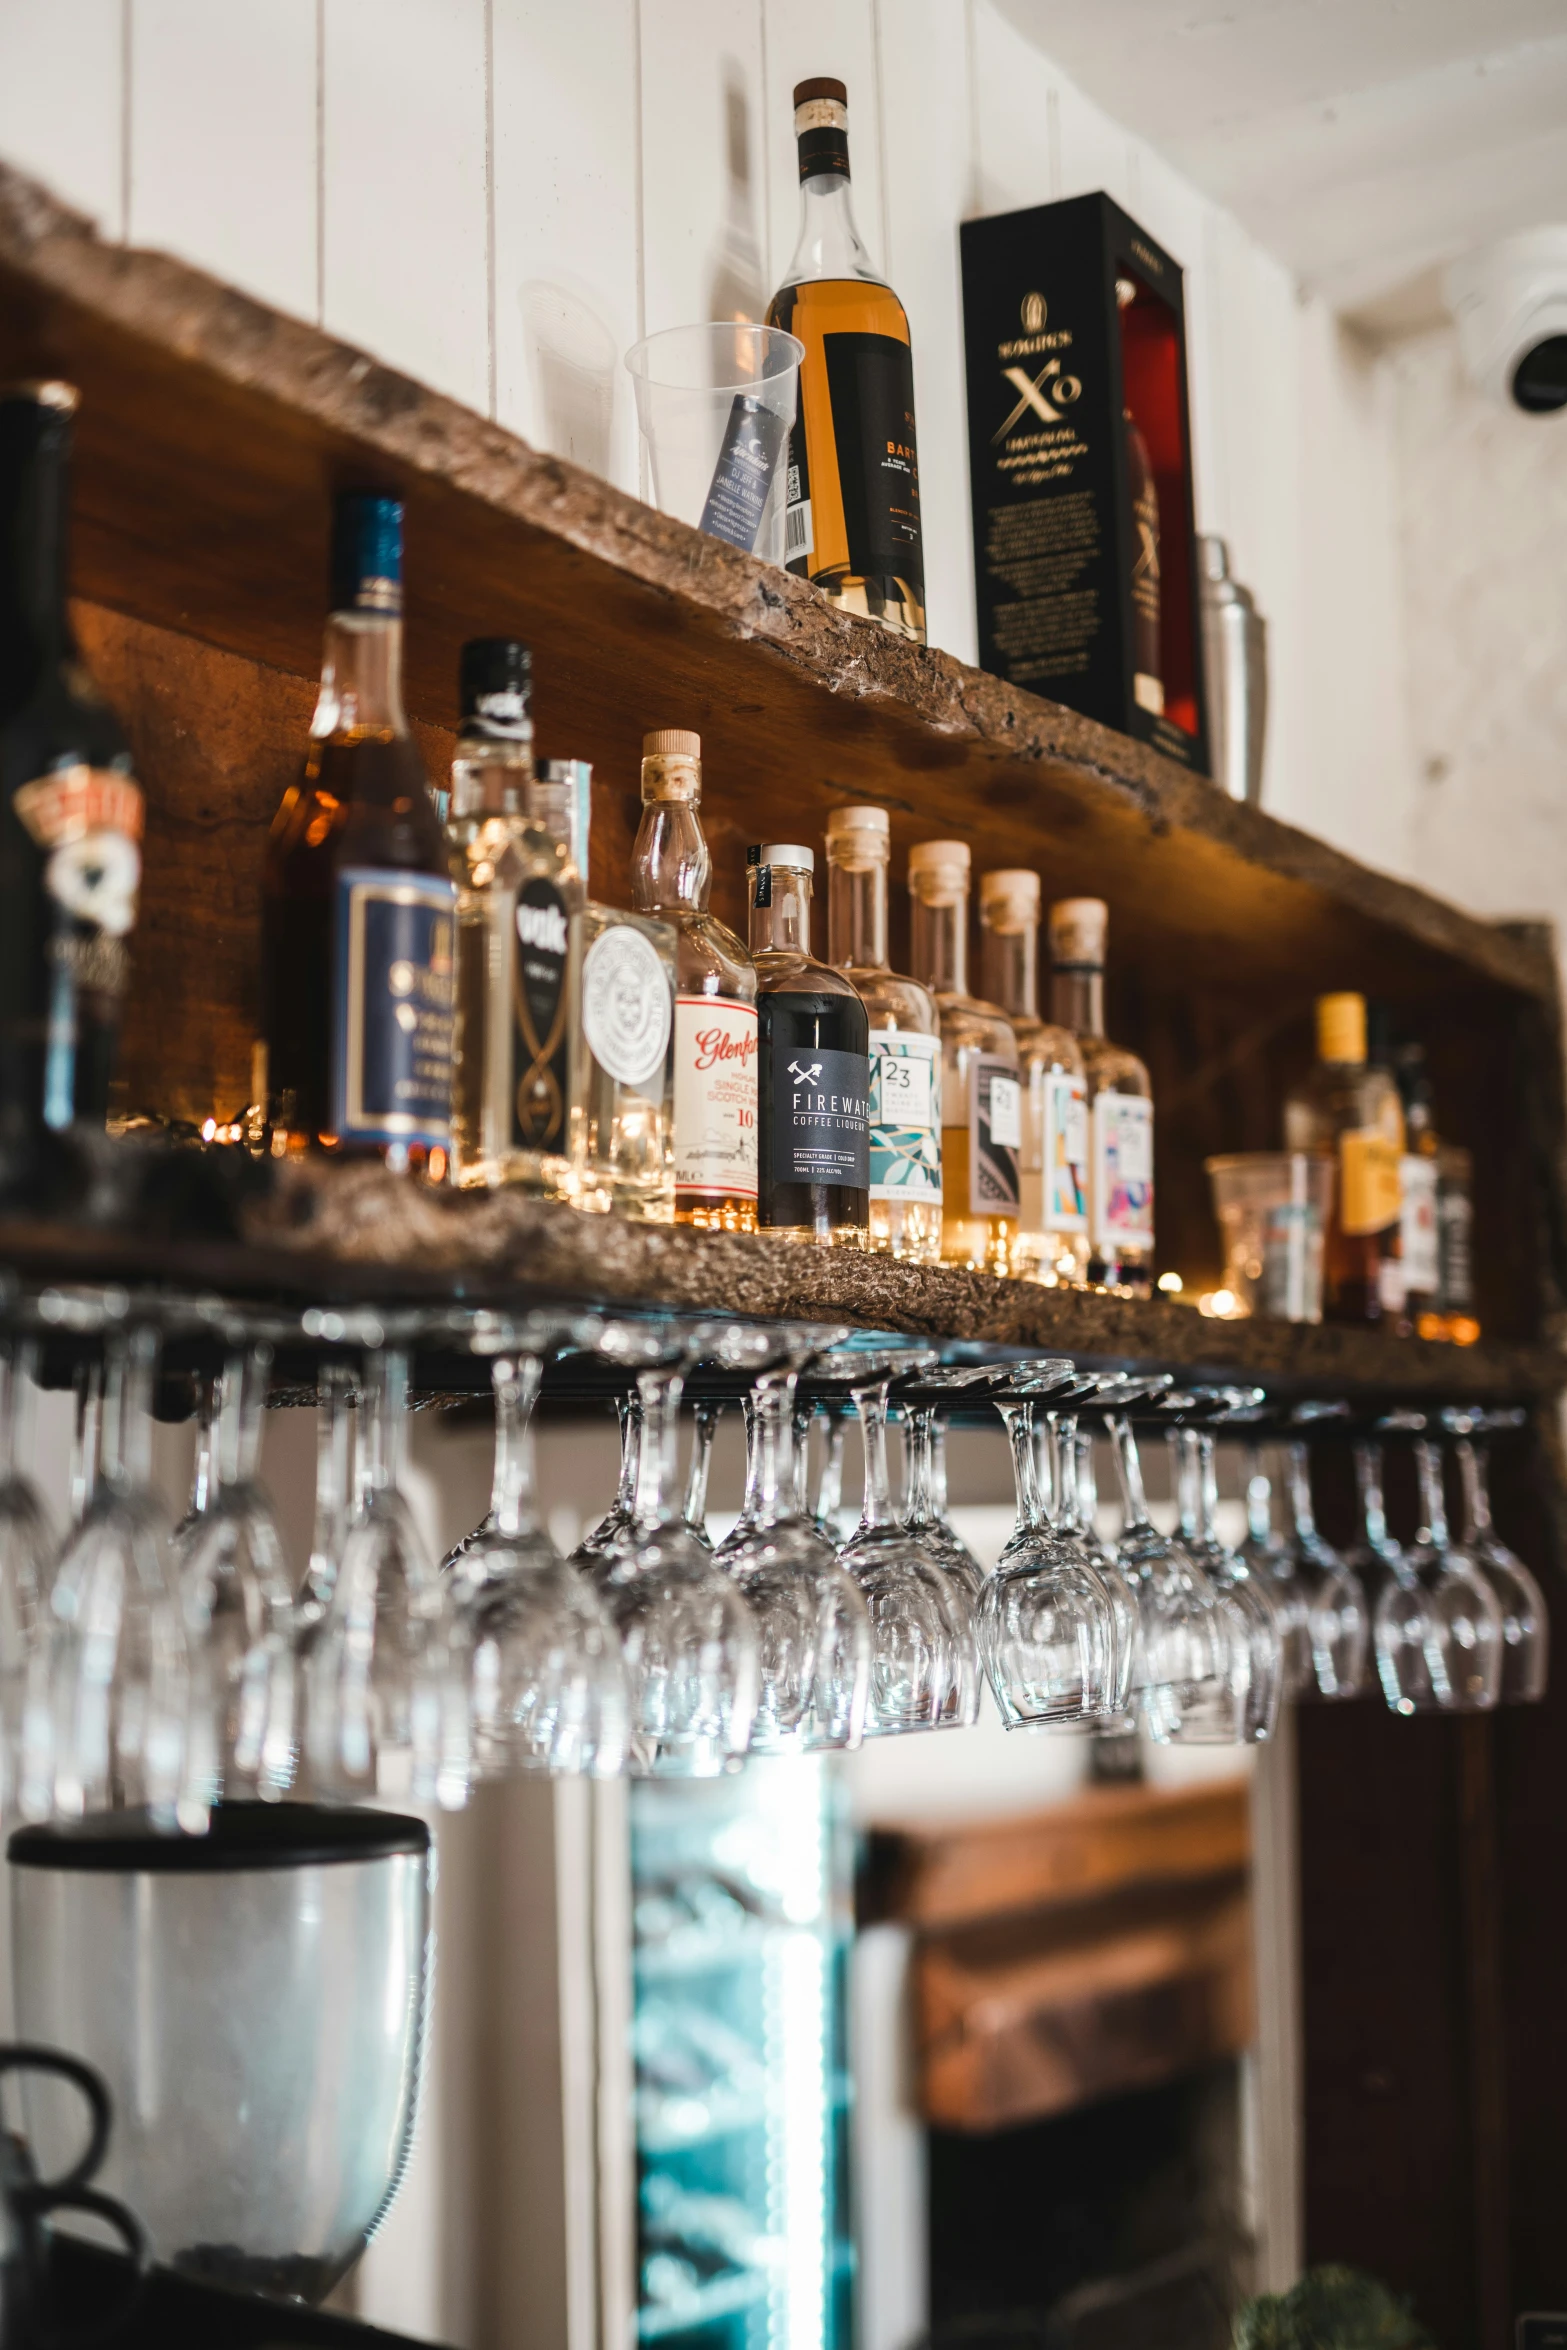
[979,870,1089,1287]
[262,493,455,1171]
[907,840,1020,1277]
[748,843,869,1245]
[1048,899,1153,1295]
[766,78,925,644]
[446,638,580,1195]
[632,731,757,1231]
[1284,992,1404,1324]
[0,383,143,1133]
[825,806,941,1263]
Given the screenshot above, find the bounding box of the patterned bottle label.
[332,867,456,1146]
[1092,1091,1153,1250]
[1042,1069,1089,1231]
[512,877,571,1150]
[581,924,671,1090]
[675,996,759,1200]
[869,1031,942,1204]
[773,1044,870,1187]
[1399,1153,1440,1293]
[969,1056,1021,1214]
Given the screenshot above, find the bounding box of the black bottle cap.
[460,636,533,730]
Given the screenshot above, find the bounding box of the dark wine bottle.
[0,382,143,1135]
[747,843,869,1245]
[262,493,455,1173]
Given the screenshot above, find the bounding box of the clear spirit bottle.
[263,493,454,1173]
[1047,899,1153,1295]
[766,78,924,645]
[1283,992,1404,1325]
[748,843,869,1246]
[445,638,580,1195]
[1394,1040,1440,1336]
[528,759,675,1222]
[825,807,941,1263]
[631,730,757,1231]
[907,840,1020,1277]
[979,870,1089,1287]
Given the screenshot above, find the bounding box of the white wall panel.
[491,0,642,491]
[0,0,124,232]
[128,0,318,322]
[640,0,766,335]
[321,0,489,414]
[968,0,1056,217]
[760,0,884,292]
[877,0,976,664]
[1052,69,1130,208]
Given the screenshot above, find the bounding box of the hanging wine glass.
[1236,1441,1313,1698]
[1445,1408,1548,1704]
[1053,1389,1139,1724]
[178,1339,297,1806]
[573,1389,643,1564]
[1168,1398,1281,1745]
[297,1362,355,1625]
[592,1322,759,1777]
[1367,1421,1451,1716]
[173,1365,220,1541]
[459,1323,628,1779]
[67,1357,103,1528]
[303,1345,471,1810]
[1372,1416,1502,1714]
[1109,1392,1238,1745]
[682,1401,723,1549]
[900,1364,1008,1599]
[811,1403,856,1548]
[0,1338,54,1821]
[36,1323,192,1829]
[1346,1437,1403,1622]
[1280,1412,1369,1701]
[830,1351,979,1735]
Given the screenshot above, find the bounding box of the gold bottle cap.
[826,805,890,867]
[1048,897,1107,966]
[979,868,1040,930]
[641,728,701,803]
[1317,992,1367,1064]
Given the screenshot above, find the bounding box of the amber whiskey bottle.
[766,78,925,645]
[262,494,455,1172]
[1283,992,1404,1325]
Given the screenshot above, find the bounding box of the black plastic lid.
[459,636,533,723]
[8,1803,430,1873]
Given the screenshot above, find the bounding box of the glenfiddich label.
[512,877,570,1150]
[332,867,455,1146]
[774,1045,870,1188]
[1093,1091,1153,1249]
[969,1057,1021,1214]
[869,1031,941,1204]
[675,997,758,1200]
[14,762,144,963]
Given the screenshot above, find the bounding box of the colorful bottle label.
[773,1045,870,1188]
[1093,1092,1153,1250]
[1041,1069,1089,1231]
[1399,1153,1440,1294]
[970,1056,1021,1216]
[869,1031,942,1204]
[512,877,571,1152]
[15,762,144,986]
[822,331,923,593]
[675,997,759,1200]
[332,867,455,1146]
[581,924,671,1090]
[1339,1129,1401,1236]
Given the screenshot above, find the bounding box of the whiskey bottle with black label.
[749,843,869,1245]
[766,77,925,645]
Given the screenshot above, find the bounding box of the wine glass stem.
[683,1402,720,1533]
[1244,1442,1273,1546]
[1054,1414,1082,1534]
[217,1345,273,1489]
[1198,1431,1222,1547]
[1415,1438,1449,1547]
[102,1327,158,1492]
[903,1406,934,1528]
[1076,1425,1099,1533]
[815,1412,846,1528]
[1457,1438,1492,1540]
[852,1382,898,1531]
[997,1401,1040,1531]
[71,1361,103,1523]
[1355,1440,1389,1548]
[491,1354,543,1537]
[748,1372,798,1526]
[633,1368,684,1528]
[1175,1428,1201,1542]
[312,1364,353,1590]
[1287,1441,1317,1540]
[362,1349,410,1501]
[931,1415,952,1518]
[1111,1415,1151,1530]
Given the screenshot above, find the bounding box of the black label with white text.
[773,1044,870,1187]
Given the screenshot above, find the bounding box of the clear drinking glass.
[0,1339,53,1820]
[1372,1425,1503,1715]
[979,1374,1117,1730]
[303,1348,471,1810]
[1110,1406,1238,1745]
[1281,1432,1369,1701]
[1171,1415,1281,1744]
[1446,1409,1548,1704]
[1237,1442,1313,1699]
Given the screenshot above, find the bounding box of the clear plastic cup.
[624,323,804,565]
[1205,1152,1335,1323]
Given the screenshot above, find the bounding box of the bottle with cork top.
[979,870,1089,1287]
[631,730,757,1231]
[907,841,1020,1276]
[1047,899,1153,1295]
[748,842,869,1246]
[825,806,941,1263]
[1284,991,1404,1324]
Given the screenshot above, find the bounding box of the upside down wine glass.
[979,1372,1118,1730]
[1237,1443,1312,1699]
[0,1339,53,1820]
[1171,1416,1281,1744]
[1372,1426,1502,1714]
[1111,1406,1237,1744]
[1281,1432,1369,1701]
[1446,1409,1548,1705]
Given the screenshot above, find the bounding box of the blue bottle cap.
[330,492,403,616]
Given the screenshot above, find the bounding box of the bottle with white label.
[907,841,1020,1278]
[527,759,676,1221]
[748,843,869,1247]
[979,870,1089,1288]
[1282,992,1403,1325]
[1395,1040,1441,1335]
[631,730,757,1231]
[1047,898,1153,1297]
[825,806,940,1263]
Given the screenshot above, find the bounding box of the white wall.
[0,0,1423,879]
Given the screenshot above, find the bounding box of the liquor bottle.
[1047,899,1153,1296]
[1124,408,1163,716]
[0,382,143,1133]
[907,841,1020,1277]
[825,806,941,1263]
[1437,1143,1479,1343]
[446,638,581,1195]
[529,759,676,1221]
[766,78,925,645]
[631,730,757,1231]
[1282,993,1404,1325]
[979,870,1089,1287]
[748,842,869,1245]
[1394,1041,1441,1336]
[262,494,454,1171]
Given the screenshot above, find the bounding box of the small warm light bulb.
[201,1117,217,1142]
[1157,1271,1183,1295]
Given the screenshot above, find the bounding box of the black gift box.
[960,192,1209,774]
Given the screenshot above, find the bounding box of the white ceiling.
[994,0,1567,333]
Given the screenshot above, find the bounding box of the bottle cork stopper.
[980,868,1041,927]
[643,729,701,759]
[826,806,890,864]
[1048,897,1108,966]
[1317,992,1367,1065]
[794,76,847,106]
[908,838,971,904]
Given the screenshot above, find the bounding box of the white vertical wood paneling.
[877,0,976,664]
[491,0,642,492]
[0,0,125,232]
[640,0,766,335]
[127,0,318,322]
[759,0,884,294]
[1050,71,1130,208]
[321,0,489,414]
[967,0,1054,218]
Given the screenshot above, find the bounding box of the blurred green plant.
[1234,2266,1434,2350]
